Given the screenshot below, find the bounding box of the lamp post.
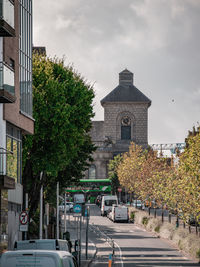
[39,171,43,239]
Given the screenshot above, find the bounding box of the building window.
[19,0,32,116]
[121,116,131,140]
[6,124,22,183]
[88,165,96,179]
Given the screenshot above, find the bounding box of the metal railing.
[0,0,14,28]
[0,146,13,175]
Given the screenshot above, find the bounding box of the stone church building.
[85,69,151,180]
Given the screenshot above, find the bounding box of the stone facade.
[85,69,151,180]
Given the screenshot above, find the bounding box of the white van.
[1,250,77,267]
[74,194,85,204]
[14,239,70,252]
[109,205,129,223]
[101,195,118,216]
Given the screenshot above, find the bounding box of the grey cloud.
[33,0,200,144]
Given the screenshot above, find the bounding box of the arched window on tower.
[88,164,96,179]
[121,116,131,140]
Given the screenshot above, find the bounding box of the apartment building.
[0,0,34,249]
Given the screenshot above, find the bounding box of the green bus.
[65,179,111,193]
[65,179,111,203]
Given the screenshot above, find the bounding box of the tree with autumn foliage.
[176,127,200,222]
[117,142,176,209]
[117,143,145,198]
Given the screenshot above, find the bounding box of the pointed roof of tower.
[101,69,151,106]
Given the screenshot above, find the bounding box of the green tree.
[22,54,95,219]
[108,154,122,194]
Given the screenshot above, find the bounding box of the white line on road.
[113,240,124,267]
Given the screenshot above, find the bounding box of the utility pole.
[56,182,59,239]
[85,206,90,259]
[39,171,43,239]
[64,192,66,232]
[24,193,28,240]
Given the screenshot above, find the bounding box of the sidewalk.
[60,214,97,267]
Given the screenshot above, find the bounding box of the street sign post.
[85,206,90,259]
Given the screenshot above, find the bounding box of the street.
[88,204,199,267]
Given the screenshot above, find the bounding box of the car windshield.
[105,200,117,206]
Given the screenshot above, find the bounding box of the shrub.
[130,211,135,221]
[142,216,149,225]
[196,249,200,263]
[154,226,160,233]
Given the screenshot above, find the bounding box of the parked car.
[108,205,129,223]
[132,199,145,210]
[1,250,78,267]
[101,195,118,216]
[59,202,73,213]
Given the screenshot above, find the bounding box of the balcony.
[0,0,15,37]
[0,62,16,103]
[0,147,15,189]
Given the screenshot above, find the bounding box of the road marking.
[113,240,124,267]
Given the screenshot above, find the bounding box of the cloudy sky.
[33,0,200,145]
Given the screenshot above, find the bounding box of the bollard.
[108,253,112,267]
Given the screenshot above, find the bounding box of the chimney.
[119,69,134,86]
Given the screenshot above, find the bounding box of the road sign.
[73,213,82,217]
[19,225,28,232]
[73,204,82,213]
[118,188,122,192]
[19,211,28,225]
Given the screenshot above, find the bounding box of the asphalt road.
[88,204,199,267]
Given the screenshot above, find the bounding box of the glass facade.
[19,0,32,116]
[6,124,22,183]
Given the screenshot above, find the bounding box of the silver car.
[59,202,73,212]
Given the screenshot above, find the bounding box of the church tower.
[101,69,151,153]
[87,69,151,180]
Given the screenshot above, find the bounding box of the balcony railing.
[0,147,6,176]
[0,147,15,189]
[0,0,15,36]
[0,62,16,103]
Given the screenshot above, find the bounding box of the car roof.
[4,249,72,256]
[103,195,117,199]
[16,239,67,243]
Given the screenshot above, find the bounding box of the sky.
[33,0,200,145]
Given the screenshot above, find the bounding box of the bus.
[65,179,111,203]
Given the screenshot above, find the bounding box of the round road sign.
[19,211,28,225]
[73,204,82,213]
